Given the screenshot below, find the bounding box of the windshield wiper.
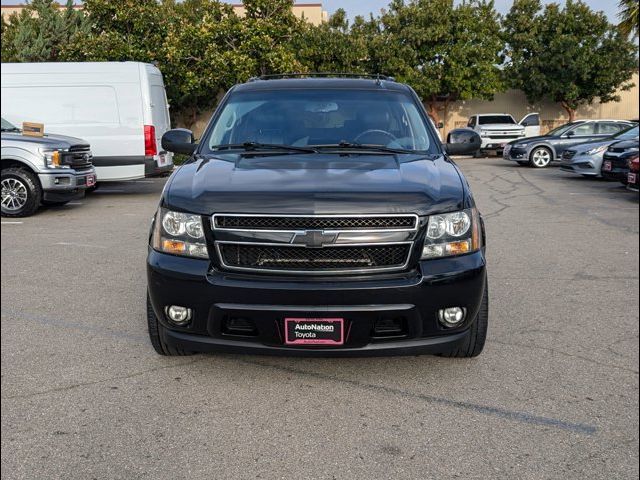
[209,142,317,154]
[312,142,419,154]
[1,127,20,133]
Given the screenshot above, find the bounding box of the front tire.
[439,284,488,358]
[529,147,553,168]
[147,294,194,356]
[1,167,42,217]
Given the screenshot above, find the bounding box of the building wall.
[1,3,328,25]
[441,73,639,135]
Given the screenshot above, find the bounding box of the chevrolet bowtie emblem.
[292,230,337,248]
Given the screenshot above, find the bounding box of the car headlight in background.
[583,145,607,156]
[39,148,67,168]
[422,208,481,259]
[152,208,208,258]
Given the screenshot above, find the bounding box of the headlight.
[422,208,481,259]
[38,148,67,168]
[583,145,607,156]
[152,208,208,258]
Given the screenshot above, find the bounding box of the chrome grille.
[214,214,416,231]
[212,214,418,274]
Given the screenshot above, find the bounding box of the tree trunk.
[561,102,576,122]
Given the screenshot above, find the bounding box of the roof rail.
[247,72,396,83]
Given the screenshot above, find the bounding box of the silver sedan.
[560,125,638,177]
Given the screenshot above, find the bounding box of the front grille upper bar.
[212,213,419,233]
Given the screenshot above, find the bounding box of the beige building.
[1,2,328,24]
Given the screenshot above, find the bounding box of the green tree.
[504,0,638,121]
[618,0,639,37]
[61,0,167,64]
[295,9,368,73]
[1,0,88,62]
[365,0,505,124]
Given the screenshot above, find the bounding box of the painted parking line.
[1,221,23,225]
[66,202,83,205]
[92,189,125,193]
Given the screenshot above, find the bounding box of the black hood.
[164,153,466,216]
[1,132,89,150]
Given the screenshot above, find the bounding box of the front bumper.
[38,167,96,201]
[503,146,529,162]
[559,155,603,176]
[147,249,487,357]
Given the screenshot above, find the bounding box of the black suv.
[147,74,486,357]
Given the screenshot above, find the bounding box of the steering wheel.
[354,129,397,145]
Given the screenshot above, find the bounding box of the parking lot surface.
[2,158,638,479]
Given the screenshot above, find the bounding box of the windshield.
[202,89,436,154]
[1,118,19,132]
[613,125,639,140]
[478,115,515,125]
[547,122,583,136]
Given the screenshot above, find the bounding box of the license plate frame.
[284,318,344,346]
[86,175,96,187]
[628,173,637,184]
[603,161,612,172]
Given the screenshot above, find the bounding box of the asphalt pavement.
[1,158,638,479]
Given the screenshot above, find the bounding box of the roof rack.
[247,72,396,83]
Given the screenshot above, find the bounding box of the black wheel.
[517,160,530,166]
[147,294,194,356]
[1,167,42,217]
[529,147,553,168]
[439,284,488,358]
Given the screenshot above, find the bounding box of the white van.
[1,62,173,181]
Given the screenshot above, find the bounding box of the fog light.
[438,307,466,327]
[165,305,192,325]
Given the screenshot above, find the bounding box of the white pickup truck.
[467,113,540,155]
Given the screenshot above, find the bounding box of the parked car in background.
[560,125,639,177]
[467,113,540,156]
[627,154,639,192]
[1,62,173,182]
[601,138,640,184]
[1,118,96,217]
[503,119,634,168]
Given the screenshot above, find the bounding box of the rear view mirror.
[445,129,481,156]
[162,128,197,155]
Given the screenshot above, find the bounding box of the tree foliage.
[617,0,639,38]
[0,0,87,62]
[504,0,638,121]
[1,0,638,128]
[369,0,506,122]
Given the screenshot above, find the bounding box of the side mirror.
[445,129,481,156]
[162,128,197,155]
[565,130,575,137]
[437,121,444,129]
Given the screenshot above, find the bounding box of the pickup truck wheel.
[146,294,194,356]
[438,284,488,358]
[1,167,42,217]
[529,147,552,168]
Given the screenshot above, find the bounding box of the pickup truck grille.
[212,214,418,274]
[218,243,411,273]
[63,145,93,170]
[214,215,416,230]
